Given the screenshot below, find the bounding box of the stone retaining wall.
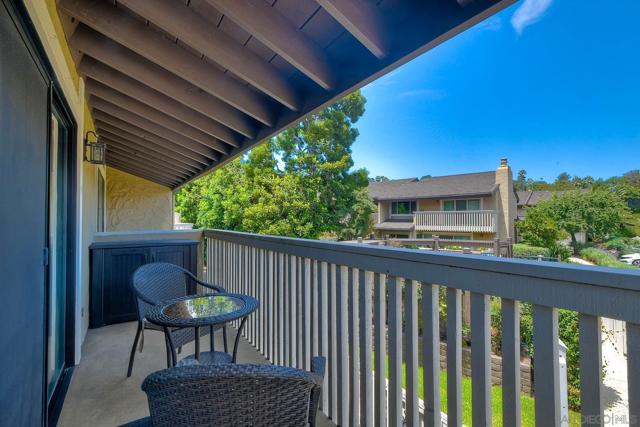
[438,342,533,395]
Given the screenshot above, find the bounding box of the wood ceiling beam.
[86,79,230,155]
[208,0,335,91]
[107,161,178,188]
[79,57,243,147]
[104,140,197,177]
[69,25,257,138]
[106,149,191,182]
[107,158,180,187]
[314,0,387,59]
[92,112,212,166]
[89,96,220,161]
[97,128,202,173]
[107,152,185,183]
[59,0,276,126]
[117,0,301,112]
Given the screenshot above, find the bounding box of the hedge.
[513,243,552,258]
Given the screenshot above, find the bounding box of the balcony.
[60,229,640,426]
[414,210,497,233]
[59,321,335,427]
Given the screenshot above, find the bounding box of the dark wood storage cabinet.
[90,239,199,328]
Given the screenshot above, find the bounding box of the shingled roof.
[368,171,498,201]
[517,190,583,206]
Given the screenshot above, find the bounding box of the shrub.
[621,236,640,255]
[550,243,573,261]
[493,302,581,410]
[605,237,629,252]
[580,247,636,269]
[513,243,552,259]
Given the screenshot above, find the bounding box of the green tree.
[623,169,640,186]
[521,190,630,246]
[175,91,374,240]
[580,189,630,241]
[516,206,567,248]
[544,191,587,245]
[553,172,573,190]
[571,175,594,189]
[515,169,527,191]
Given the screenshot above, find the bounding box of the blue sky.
[352,0,640,181]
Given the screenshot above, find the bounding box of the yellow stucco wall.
[417,199,440,211]
[378,200,390,222]
[106,167,173,231]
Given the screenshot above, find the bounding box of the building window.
[443,198,481,211]
[391,200,417,216]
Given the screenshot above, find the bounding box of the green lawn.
[382,357,580,426]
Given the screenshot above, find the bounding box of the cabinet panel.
[90,240,199,328]
[151,246,186,265]
[103,248,149,324]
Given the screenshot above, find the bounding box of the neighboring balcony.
[414,210,496,233]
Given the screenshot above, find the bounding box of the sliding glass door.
[47,108,70,402]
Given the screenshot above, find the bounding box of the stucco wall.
[417,199,440,211]
[106,167,173,231]
[80,162,102,340]
[378,200,390,222]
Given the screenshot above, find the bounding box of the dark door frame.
[46,92,78,427]
[2,1,78,425]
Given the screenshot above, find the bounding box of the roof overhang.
[373,191,496,202]
[57,0,515,188]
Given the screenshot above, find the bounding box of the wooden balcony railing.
[414,210,496,233]
[202,229,640,427]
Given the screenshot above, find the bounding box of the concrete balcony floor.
[59,322,335,427]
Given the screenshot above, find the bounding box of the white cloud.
[511,0,553,34]
[399,88,445,100]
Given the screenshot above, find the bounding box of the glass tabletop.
[162,294,244,320]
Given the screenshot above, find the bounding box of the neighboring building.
[368,158,517,241]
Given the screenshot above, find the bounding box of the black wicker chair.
[127,262,228,377]
[120,357,326,427]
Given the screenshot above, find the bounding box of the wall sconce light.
[84,131,106,165]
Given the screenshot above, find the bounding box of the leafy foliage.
[517,207,567,248]
[579,247,637,269]
[491,302,582,410]
[517,189,630,250]
[513,243,552,258]
[175,91,375,240]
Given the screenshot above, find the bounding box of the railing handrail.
[203,228,640,426]
[202,228,640,322]
[413,209,495,214]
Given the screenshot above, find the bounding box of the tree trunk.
[570,233,578,253]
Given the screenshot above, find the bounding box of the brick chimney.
[495,158,516,240]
